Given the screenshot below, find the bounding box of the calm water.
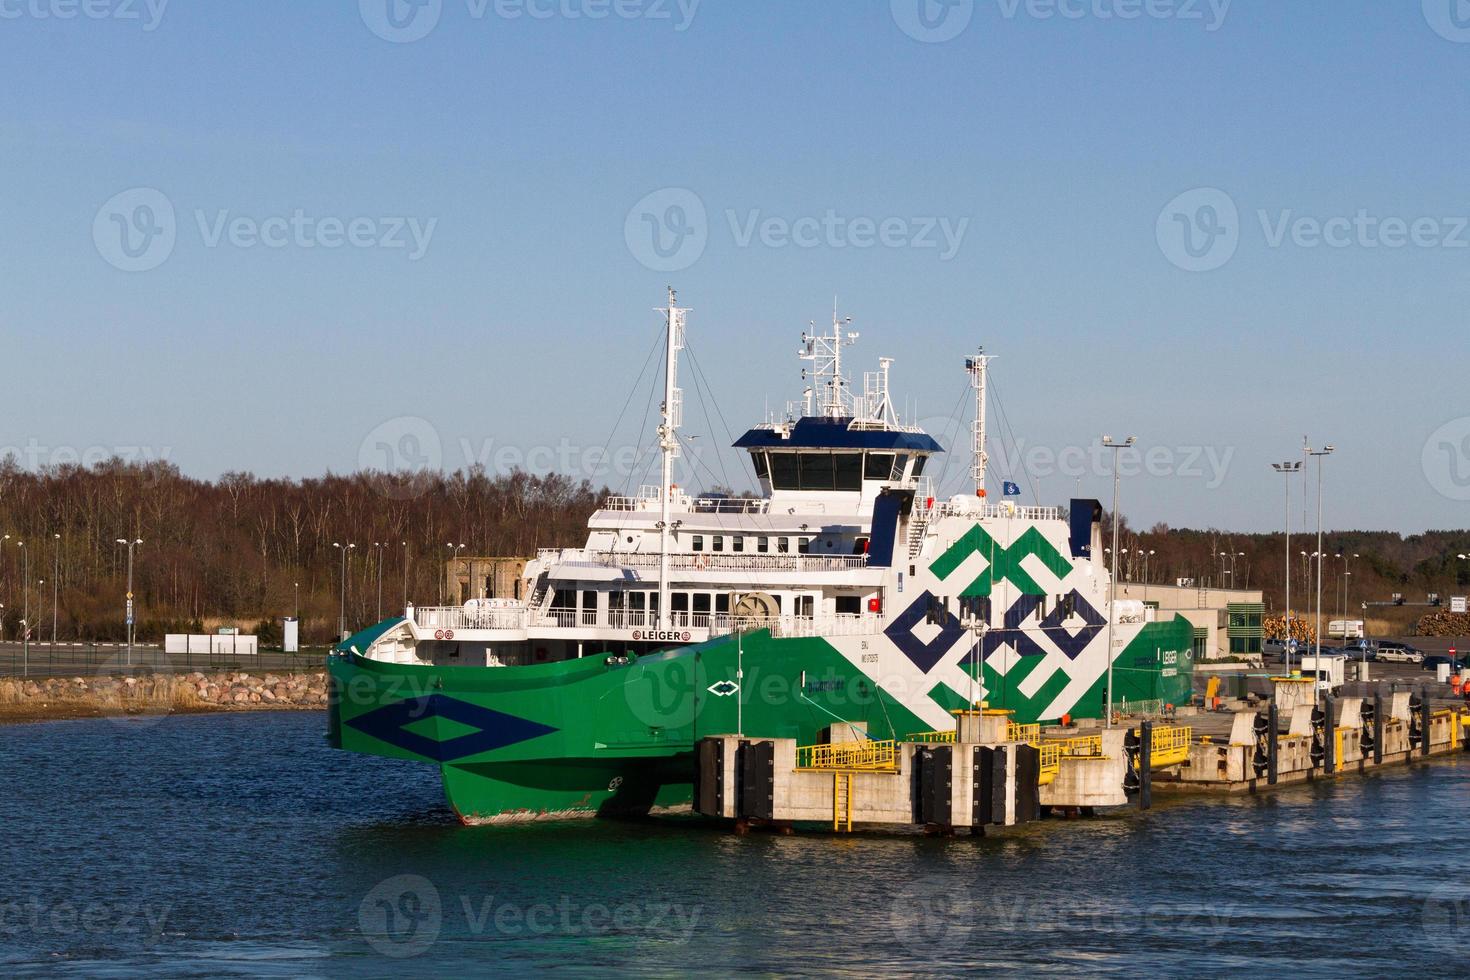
[1,711,1466,977]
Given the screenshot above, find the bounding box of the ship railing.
[936,500,1062,522]
[763,614,885,639]
[691,496,770,514]
[413,605,532,631]
[538,549,869,573]
[601,485,695,513]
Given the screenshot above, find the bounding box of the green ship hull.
[328,618,1193,823]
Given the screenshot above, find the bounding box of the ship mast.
[966,349,990,497]
[800,303,858,419]
[656,288,686,631]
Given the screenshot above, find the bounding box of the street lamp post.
[114,538,142,665]
[17,541,28,677]
[1219,551,1245,589]
[1101,435,1136,728]
[1273,461,1302,672]
[51,533,60,648]
[373,541,385,622]
[1141,549,1156,604]
[1305,441,1335,703]
[333,542,355,640]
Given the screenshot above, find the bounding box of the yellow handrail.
[1055,735,1104,758]
[1038,743,1060,785]
[1008,722,1041,746]
[1146,726,1193,768]
[906,729,957,743]
[796,739,898,771]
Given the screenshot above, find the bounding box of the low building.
[1116,581,1265,662]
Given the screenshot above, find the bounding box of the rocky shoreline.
[0,671,328,725]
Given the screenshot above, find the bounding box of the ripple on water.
[1,715,1465,977]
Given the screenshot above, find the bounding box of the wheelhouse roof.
[733,417,942,453]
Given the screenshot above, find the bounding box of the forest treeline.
[0,459,600,644]
[0,458,1466,645]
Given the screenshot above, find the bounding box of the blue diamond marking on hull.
[345,694,559,763]
[982,590,1105,662]
[886,592,966,673]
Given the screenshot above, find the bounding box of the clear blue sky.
[2,1,1468,533]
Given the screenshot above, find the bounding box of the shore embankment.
[0,671,328,725]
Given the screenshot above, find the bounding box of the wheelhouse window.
[912,455,928,477]
[751,451,770,481]
[769,453,800,490]
[864,452,896,480]
[833,452,862,491]
[799,452,835,491]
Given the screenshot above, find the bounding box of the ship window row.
[549,588,839,627]
[749,451,927,491]
[689,534,812,554]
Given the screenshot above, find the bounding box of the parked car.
[1422,655,1466,673]
[1263,639,1308,660]
[1375,642,1425,664]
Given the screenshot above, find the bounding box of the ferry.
[327,291,1194,823]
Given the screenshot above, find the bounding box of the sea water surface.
[1,711,1466,977]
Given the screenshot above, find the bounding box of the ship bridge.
[735,415,942,509]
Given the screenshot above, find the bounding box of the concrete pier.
[694,700,1470,833]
